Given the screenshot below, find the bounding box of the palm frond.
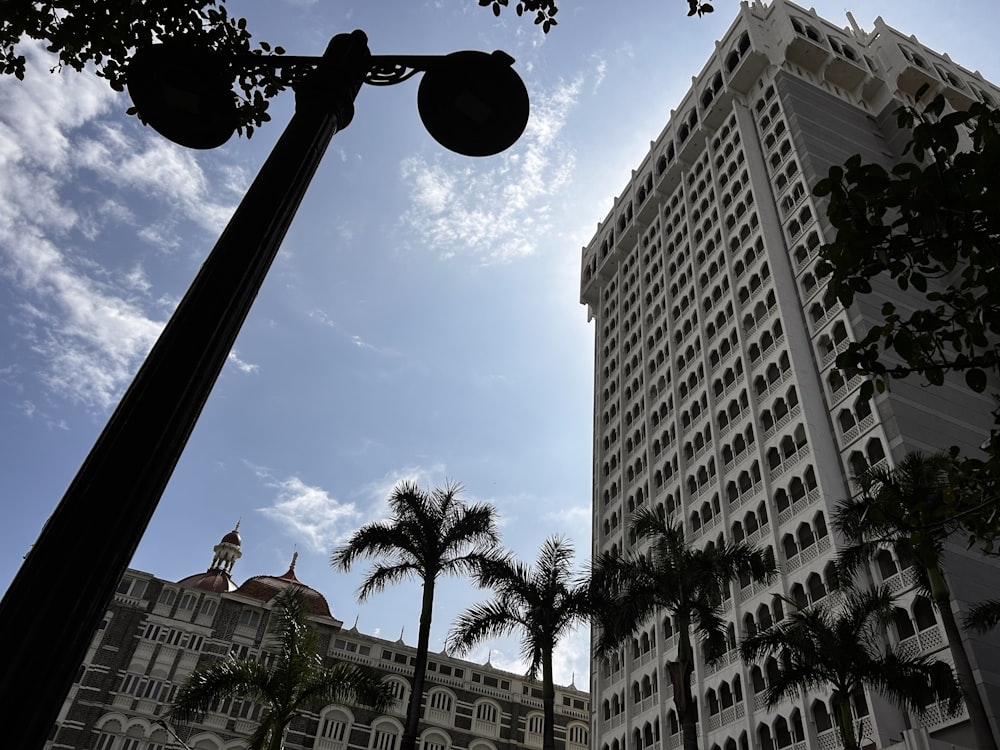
[964,599,1000,633]
[296,661,396,714]
[171,658,274,722]
[356,561,421,601]
[332,521,419,571]
[446,599,523,655]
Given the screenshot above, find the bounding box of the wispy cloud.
[0,42,245,410]
[255,463,449,552]
[257,473,363,553]
[361,463,450,514]
[400,76,582,263]
[227,350,260,374]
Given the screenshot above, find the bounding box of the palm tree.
[171,587,392,750]
[445,536,593,750]
[835,451,999,750]
[331,481,499,750]
[740,586,963,750]
[592,507,776,750]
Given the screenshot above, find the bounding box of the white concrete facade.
[580,2,1000,749]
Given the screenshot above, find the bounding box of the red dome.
[236,565,333,618]
[221,530,241,545]
[177,569,237,593]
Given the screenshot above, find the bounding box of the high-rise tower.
[580,2,1000,749]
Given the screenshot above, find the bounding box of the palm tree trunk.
[930,567,998,750]
[670,620,699,750]
[267,719,288,750]
[835,691,859,750]
[402,578,436,750]
[542,647,556,750]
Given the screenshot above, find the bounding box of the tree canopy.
[814,93,1000,399]
[815,92,1000,553]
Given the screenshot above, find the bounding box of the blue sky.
[1,0,999,688]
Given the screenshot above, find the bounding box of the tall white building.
[580,2,1000,749]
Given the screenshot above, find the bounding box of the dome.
[235,554,334,619]
[177,569,237,593]
[221,529,242,546]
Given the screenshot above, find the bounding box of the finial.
[234,518,241,532]
[289,550,298,571]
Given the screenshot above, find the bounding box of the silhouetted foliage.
[2,0,286,134]
[592,507,775,750]
[815,92,1000,398]
[740,586,963,750]
[815,90,1000,554]
[835,453,999,750]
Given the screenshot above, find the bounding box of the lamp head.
[417,51,529,157]
[126,44,239,149]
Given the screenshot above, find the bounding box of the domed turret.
[176,522,242,592]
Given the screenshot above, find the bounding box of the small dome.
[220,521,242,546]
[177,569,237,593]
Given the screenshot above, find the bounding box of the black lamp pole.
[0,30,527,750]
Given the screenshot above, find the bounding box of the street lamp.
[0,30,528,750]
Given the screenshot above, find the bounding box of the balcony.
[786,34,830,73]
[825,55,867,90]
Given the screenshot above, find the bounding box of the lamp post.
[0,30,528,749]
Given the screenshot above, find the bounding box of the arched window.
[319,707,353,745]
[372,719,402,750]
[526,713,545,736]
[568,724,589,747]
[421,729,451,750]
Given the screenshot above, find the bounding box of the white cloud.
[400,76,582,263]
[258,474,363,553]
[0,41,242,409]
[255,463,450,554]
[227,350,259,374]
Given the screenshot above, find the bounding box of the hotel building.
[580,2,1000,749]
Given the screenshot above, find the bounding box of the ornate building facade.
[46,526,590,750]
[580,2,1000,749]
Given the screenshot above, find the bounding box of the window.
[373,725,399,750]
[386,678,407,701]
[422,734,449,750]
[178,593,197,611]
[569,725,589,745]
[321,711,351,741]
[94,733,116,750]
[239,609,261,629]
[158,588,176,607]
[475,703,498,723]
[116,577,147,600]
[429,690,453,712]
[527,715,544,734]
[200,599,218,618]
